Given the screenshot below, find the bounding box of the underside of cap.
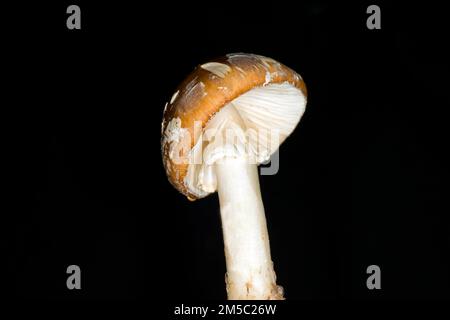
[161,53,307,200]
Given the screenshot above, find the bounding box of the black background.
[3,0,449,304]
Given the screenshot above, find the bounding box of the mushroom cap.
[161,53,307,200]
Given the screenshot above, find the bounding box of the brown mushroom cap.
[161,53,307,200]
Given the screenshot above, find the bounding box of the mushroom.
[161,53,307,300]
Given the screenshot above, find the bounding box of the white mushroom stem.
[216,157,283,300]
[184,83,307,299]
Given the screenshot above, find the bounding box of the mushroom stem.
[216,157,284,300]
